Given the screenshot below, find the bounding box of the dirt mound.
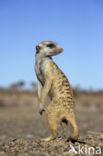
[0,131,103,156]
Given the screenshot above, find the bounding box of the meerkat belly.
[35,69,45,86]
[35,60,47,86]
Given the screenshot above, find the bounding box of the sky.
[0,0,103,90]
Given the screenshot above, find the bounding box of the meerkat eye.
[47,44,56,48]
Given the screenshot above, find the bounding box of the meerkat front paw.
[39,109,45,115]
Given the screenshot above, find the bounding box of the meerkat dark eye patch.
[47,44,56,48]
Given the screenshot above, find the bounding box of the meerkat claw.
[39,109,45,115]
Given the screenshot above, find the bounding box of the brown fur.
[35,41,79,141]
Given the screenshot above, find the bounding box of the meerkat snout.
[35,41,63,57]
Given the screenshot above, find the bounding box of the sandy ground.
[0,89,103,155]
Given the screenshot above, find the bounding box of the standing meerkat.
[35,41,79,142]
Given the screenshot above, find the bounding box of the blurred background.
[0,0,103,142]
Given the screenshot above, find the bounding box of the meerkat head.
[35,41,63,57]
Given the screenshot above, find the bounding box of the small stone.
[26,134,33,139]
[24,147,28,152]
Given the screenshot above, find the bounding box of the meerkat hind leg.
[66,114,79,142]
[41,119,58,142]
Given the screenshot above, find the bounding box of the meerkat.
[35,41,79,142]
